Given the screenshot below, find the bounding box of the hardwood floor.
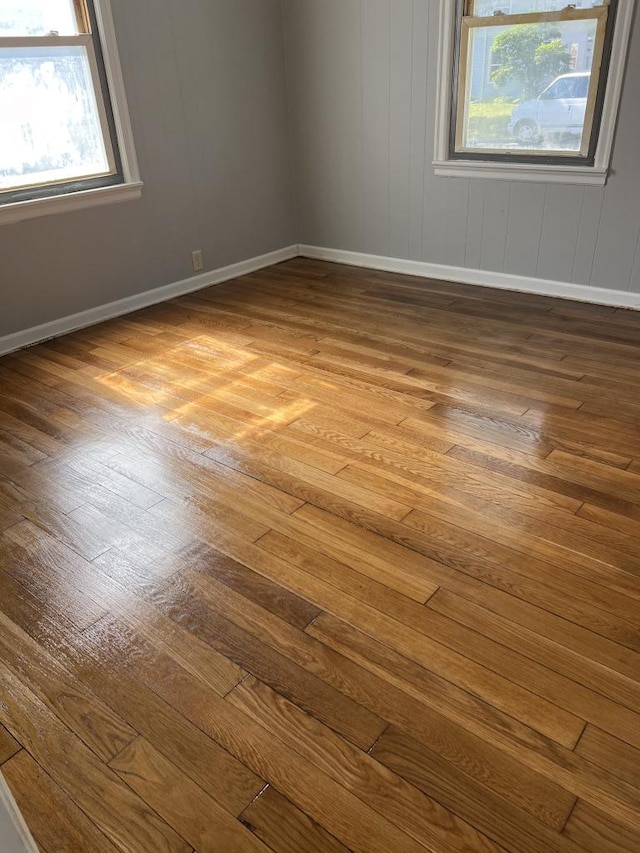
[0,257,639,852]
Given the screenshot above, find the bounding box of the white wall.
[282,0,640,294]
[0,0,296,337]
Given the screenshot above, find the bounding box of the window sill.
[433,160,608,186]
[0,180,144,226]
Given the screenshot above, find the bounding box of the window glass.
[0,0,79,36]
[459,17,599,153]
[0,46,110,191]
[540,76,582,98]
[574,74,590,96]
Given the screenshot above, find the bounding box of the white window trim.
[0,0,142,226]
[433,0,636,185]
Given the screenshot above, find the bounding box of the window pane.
[459,18,599,153]
[0,46,111,192]
[472,1,602,15]
[0,0,79,36]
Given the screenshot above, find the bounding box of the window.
[0,0,141,224]
[434,0,635,184]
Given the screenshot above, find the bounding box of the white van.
[507,71,590,145]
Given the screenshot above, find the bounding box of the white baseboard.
[2,241,638,357]
[299,244,640,310]
[0,245,298,357]
[0,773,39,853]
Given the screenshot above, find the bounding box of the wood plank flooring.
[1,257,639,852]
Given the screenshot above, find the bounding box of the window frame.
[0,0,142,225]
[433,0,636,185]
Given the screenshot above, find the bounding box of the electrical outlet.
[192,249,204,272]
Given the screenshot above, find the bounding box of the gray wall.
[282,0,640,294]
[3,0,639,341]
[0,0,296,337]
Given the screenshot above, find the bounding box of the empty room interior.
[1,1,640,852]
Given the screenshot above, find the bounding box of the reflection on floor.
[0,257,639,853]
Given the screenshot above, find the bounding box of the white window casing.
[0,0,142,225]
[433,0,636,185]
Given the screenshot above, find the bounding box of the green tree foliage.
[490,24,572,100]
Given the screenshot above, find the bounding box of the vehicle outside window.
[508,71,591,146]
